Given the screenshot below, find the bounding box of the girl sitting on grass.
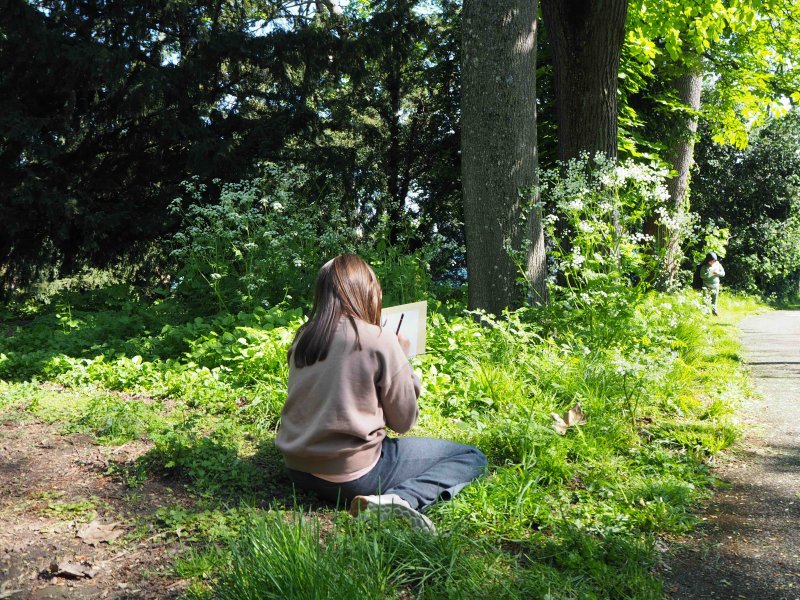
[276,254,487,532]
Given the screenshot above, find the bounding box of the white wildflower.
[566,198,584,211]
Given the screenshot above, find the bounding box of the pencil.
[395,313,404,335]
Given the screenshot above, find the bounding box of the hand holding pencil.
[394,312,410,355]
[381,300,427,358]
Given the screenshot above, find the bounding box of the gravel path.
[664,310,800,599]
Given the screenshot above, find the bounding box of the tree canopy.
[2,0,800,301]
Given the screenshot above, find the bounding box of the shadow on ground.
[664,436,800,600]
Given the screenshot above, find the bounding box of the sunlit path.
[665,310,800,599]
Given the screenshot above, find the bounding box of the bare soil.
[0,418,191,600]
[663,311,800,600]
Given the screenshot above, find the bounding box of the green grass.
[189,511,651,600]
[0,287,761,598]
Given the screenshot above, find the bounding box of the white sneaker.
[349,494,436,533]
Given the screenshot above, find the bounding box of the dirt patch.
[663,311,800,600]
[0,418,190,599]
[663,439,800,599]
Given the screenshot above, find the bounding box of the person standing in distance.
[700,251,725,316]
[276,254,487,532]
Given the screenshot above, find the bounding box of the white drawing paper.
[381,300,427,358]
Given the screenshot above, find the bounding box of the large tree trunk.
[662,69,703,287]
[462,0,548,313]
[540,0,628,161]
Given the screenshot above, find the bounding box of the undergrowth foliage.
[0,282,755,598]
[539,153,672,293]
[0,157,757,599]
[167,163,434,313]
[168,165,357,312]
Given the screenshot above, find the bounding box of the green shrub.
[168,165,358,312]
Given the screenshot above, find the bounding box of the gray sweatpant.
[287,437,487,511]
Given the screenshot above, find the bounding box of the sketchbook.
[381,300,427,358]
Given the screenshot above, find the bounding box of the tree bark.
[462,0,548,314]
[662,69,703,287]
[540,0,628,161]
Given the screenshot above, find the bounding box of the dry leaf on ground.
[77,520,124,546]
[49,558,99,579]
[552,402,587,435]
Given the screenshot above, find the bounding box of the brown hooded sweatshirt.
[275,317,420,475]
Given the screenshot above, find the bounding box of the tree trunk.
[540,0,628,161]
[462,0,548,314]
[662,69,703,287]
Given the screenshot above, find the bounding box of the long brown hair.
[291,254,382,368]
